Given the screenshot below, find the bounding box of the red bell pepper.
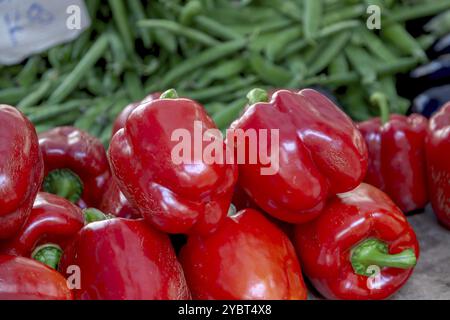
[111,92,161,136]
[109,89,237,234]
[229,88,368,223]
[0,105,44,239]
[59,217,190,300]
[426,102,450,229]
[0,192,84,269]
[38,126,111,208]
[180,208,307,300]
[0,255,72,300]
[293,183,419,300]
[99,179,140,219]
[358,96,428,213]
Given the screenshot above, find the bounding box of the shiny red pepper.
[229,88,368,223]
[0,255,72,300]
[426,102,450,229]
[180,209,307,300]
[111,92,161,136]
[0,192,84,269]
[358,112,428,213]
[293,183,419,300]
[0,105,44,239]
[109,89,237,235]
[59,218,191,300]
[99,179,140,219]
[38,126,111,208]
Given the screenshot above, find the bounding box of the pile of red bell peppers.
[0,88,448,300]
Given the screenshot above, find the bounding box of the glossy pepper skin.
[426,102,450,229]
[111,92,161,136]
[0,192,84,265]
[358,114,428,213]
[59,218,190,300]
[0,105,44,239]
[99,180,140,219]
[294,183,419,300]
[180,209,307,300]
[0,255,72,300]
[109,90,238,235]
[39,126,111,208]
[229,89,368,224]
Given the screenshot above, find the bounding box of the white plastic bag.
[0,0,91,65]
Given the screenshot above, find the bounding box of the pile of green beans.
[1,0,450,145]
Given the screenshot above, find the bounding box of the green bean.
[195,58,247,87]
[107,31,127,75]
[159,39,246,88]
[358,28,397,62]
[303,57,419,87]
[127,0,152,48]
[341,85,372,121]
[376,76,410,114]
[34,109,81,132]
[276,1,303,23]
[180,76,256,101]
[16,56,42,87]
[71,29,92,60]
[27,100,84,124]
[375,57,419,74]
[0,87,30,105]
[85,0,101,18]
[74,99,112,132]
[212,98,247,131]
[304,0,323,42]
[307,31,352,76]
[108,0,134,53]
[85,71,104,96]
[345,45,377,84]
[153,29,178,53]
[319,20,360,38]
[49,34,109,104]
[125,71,144,101]
[17,79,53,109]
[180,0,203,25]
[382,23,426,62]
[322,4,365,25]
[233,19,292,36]
[279,20,359,60]
[138,19,219,46]
[328,54,349,75]
[249,52,293,86]
[387,1,450,24]
[194,16,242,40]
[265,27,302,61]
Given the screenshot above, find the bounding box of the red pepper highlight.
[0,105,44,239]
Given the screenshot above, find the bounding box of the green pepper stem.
[246,88,269,105]
[31,243,63,270]
[351,239,417,277]
[83,208,110,224]
[370,92,390,125]
[43,169,83,203]
[160,88,179,99]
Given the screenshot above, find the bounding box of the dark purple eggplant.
[410,84,450,117]
[431,34,450,57]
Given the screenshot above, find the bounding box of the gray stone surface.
[393,206,450,300]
